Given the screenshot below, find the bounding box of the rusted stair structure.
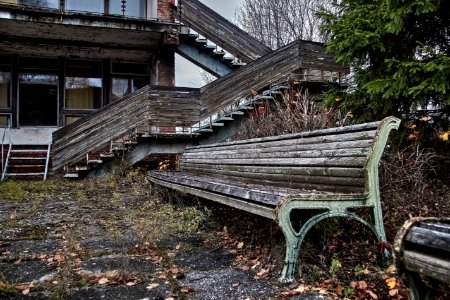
[51,0,348,177]
[1,144,51,180]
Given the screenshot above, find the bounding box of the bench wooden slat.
[402,250,450,285]
[188,120,382,149]
[180,164,365,178]
[405,226,450,254]
[180,168,365,190]
[151,172,284,206]
[182,148,370,160]
[181,156,367,168]
[186,131,377,153]
[186,140,374,155]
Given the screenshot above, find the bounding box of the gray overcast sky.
[175,0,244,87]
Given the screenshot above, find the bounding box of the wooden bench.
[149,116,400,282]
[394,217,450,300]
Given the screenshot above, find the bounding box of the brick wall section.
[158,0,176,22]
[157,48,175,87]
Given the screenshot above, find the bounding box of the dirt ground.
[0,175,329,300]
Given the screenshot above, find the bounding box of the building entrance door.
[18,74,58,126]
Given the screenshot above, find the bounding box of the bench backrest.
[180,117,400,195]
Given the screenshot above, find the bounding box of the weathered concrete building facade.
[0,0,177,144]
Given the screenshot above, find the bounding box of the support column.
[10,55,18,128]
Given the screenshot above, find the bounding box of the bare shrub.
[380,143,450,239]
[230,89,338,141]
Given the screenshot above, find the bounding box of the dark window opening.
[19,74,58,126]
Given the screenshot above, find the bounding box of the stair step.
[237,105,253,110]
[64,173,79,178]
[87,159,103,164]
[75,165,89,171]
[253,95,275,100]
[231,111,245,116]
[10,157,46,160]
[212,122,225,127]
[5,173,45,176]
[218,116,234,121]
[197,128,214,133]
[195,38,207,47]
[203,44,216,54]
[230,62,245,69]
[11,149,48,153]
[212,50,226,59]
[100,153,115,158]
[221,56,234,64]
[6,164,46,167]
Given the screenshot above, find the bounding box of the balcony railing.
[0,0,155,20]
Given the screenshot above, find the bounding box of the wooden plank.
[189,121,381,150]
[405,226,450,253]
[151,171,283,206]
[190,140,374,156]
[181,168,366,188]
[181,156,367,168]
[150,176,276,219]
[179,164,365,178]
[403,250,450,284]
[182,148,370,160]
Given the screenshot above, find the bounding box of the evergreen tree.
[320,0,450,123]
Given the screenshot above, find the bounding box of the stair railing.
[1,114,12,181]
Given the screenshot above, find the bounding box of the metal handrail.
[1,114,11,180]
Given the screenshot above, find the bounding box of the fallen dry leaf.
[22,288,30,295]
[126,281,137,286]
[367,290,378,299]
[294,284,309,293]
[237,242,244,249]
[358,280,368,290]
[180,287,195,293]
[146,283,160,289]
[389,289,398,297]
[256,269,269,278]
[386,277,397,289]
[241,265,250,271]
[98,277,109,285]
[105,270,119,278]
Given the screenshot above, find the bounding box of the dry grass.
[231,89,338,140]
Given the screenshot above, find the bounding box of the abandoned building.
[0,0,348,179]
